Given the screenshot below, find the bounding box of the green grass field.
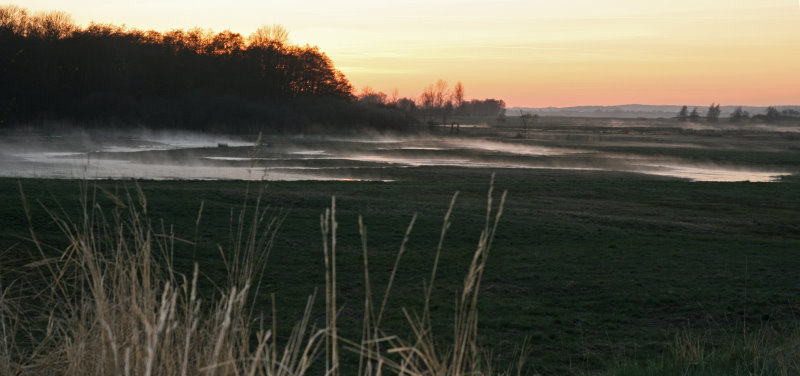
[3,165,799,374]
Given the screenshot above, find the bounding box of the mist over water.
[633,163,782,183]
[0,129,791,182]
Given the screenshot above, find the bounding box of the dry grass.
[0,175,524,375]
[667,324,800,376]
[601,319,800,375]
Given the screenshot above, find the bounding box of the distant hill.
[507,105,800,118]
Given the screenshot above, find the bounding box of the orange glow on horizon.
[11,0,800,107]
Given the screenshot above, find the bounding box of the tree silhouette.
[782,109,800,118]
[706,103,721,123]
[519,111,538,138]
[395,98,416,113]
[415,81,505,125]
[28,10,75,40]
[358,86,387,105]
[249,24,288,49]
[419,80,452,124]
[688,108,700,122]
[729,107,749,122]
[452,81,465,113]
[419,83,436,122]
[764,106,781,122]
[0,5,393,132]
[208,30,244,55]
[677,105,689,122]
[433,80,450,106]
[433,80,452,125]
[0,5,30,35]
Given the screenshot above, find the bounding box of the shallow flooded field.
[0,120,797,182]
[2,121,799,375]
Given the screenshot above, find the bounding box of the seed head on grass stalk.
[347,173,519,376]
[11,181,325,375]
[10,174,526,375]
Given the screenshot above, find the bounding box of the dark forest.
[0,5,412,133]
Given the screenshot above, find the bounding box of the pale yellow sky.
[11,0,800,106]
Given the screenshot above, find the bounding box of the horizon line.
[509,104,800,109]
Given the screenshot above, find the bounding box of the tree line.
[356,80,506,125]
[677,103,800,123]
[0,5,413,133]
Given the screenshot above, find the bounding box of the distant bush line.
[677,104,800,124]
[0,5,413,133]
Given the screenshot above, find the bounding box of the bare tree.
[28,10,74,40]
[433,79,449,108]
[0,5,30,35]
[432,80,453,125]
[357,86,387,105]
[452,81,465,111]
[248,24,289,48]
[418,79,453,124]
[419,84,436,122]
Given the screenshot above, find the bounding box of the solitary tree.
[677,105,689,122]
[706,103,721,123]
[765,106,781,122]
[452,81,465,113]
[519,111,538,138]
[729,107,749,122]
[689,108,700,122]
[433,79,450,109]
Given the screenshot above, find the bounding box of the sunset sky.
[12,0,800,107]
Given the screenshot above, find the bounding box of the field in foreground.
[2,167,799,374]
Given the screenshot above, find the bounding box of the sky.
[10,0,800,107]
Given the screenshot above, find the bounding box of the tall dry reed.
[1,175,524,375]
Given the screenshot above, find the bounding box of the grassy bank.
[1,168,800,373]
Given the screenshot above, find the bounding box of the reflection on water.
[0,133,790,182]
[443,139,578,156]
[0,157,386,181]
[635,164,784,182]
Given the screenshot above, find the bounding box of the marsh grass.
[0,175,521,375]
[602,323,800,376]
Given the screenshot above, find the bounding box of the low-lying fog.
[0,129,791,182]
